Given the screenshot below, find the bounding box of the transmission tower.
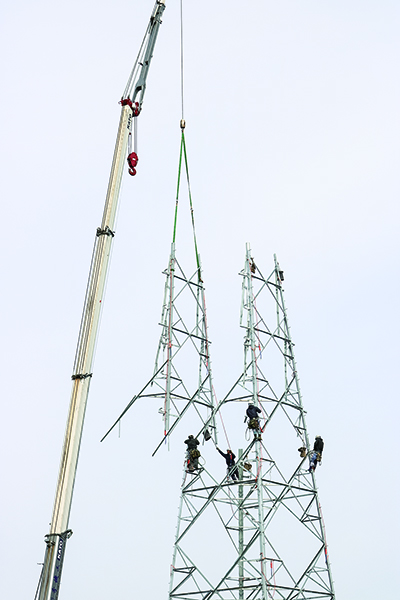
[102,128,217,453]
[168,244,335,600]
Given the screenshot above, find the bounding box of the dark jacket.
[217,448,236,467]
[246,405,261,420]
[313,437,324,453]
[185,437,199,450]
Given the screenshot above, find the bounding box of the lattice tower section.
[168,244,335,600]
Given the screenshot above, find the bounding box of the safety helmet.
[315,435,321,439]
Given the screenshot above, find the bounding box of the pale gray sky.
[1,1,399,598]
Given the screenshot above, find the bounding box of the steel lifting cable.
[180,0,184,121]
[173,0,200,273]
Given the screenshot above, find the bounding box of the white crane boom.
[36,3,165,599]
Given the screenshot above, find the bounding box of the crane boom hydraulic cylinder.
[36,3,165,599]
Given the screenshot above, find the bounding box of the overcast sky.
[1,1,399,598]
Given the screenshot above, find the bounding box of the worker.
[245,403,262,438]
[314,435,324,455]
[309,435,324,473]
[216,447,239,481]
[184,435,200,472]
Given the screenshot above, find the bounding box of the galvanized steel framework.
[102,243,218,453]
[168,244,335,600]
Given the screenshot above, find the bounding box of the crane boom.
[36,3,165,599]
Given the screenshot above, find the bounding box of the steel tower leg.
[238,449,244,600]
[244,245,268,599]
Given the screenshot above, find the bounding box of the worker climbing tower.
[168,244,335,600]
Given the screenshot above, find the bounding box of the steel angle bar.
[253,329,292,345]
[285,545,332,600]
[100,358,168,441]
[172,547,225,600]
[173,274,204,288]
[171,326,211,343]
[251,280,269,301]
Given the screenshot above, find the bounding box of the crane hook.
[127,151,139,176]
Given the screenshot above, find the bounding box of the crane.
[35,3,166,599]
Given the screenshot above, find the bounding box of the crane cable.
[172,0,199,272]
[180,0,184,121]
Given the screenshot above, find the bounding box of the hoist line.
[174,0,200,272]
[180,0,184,120]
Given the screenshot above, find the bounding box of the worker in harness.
[245,403,262,439]
[216,447,239,481]
[184,435,201,472]
[309,435,324,472]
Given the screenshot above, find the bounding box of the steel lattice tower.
[168,244,335,600]
[102,131,218,454]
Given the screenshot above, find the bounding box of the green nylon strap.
[173,130,201,274]
[172,133,183,244]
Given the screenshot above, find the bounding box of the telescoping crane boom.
[35,3,166,599]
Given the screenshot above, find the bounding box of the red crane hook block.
[127,152,139,176]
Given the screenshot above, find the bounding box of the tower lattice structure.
[168,244,335,600]
[102,130,218,454]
